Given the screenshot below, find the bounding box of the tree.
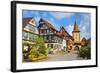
[29,48,39,58]
[23,36,48,61]
[78,44,91,59]
[78,47,87,59]
[28,36,48,60]
[34,36,48,56]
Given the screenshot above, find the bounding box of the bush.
[29,49,39,58]
[86,45,91,59]
[23,36,49,61]
[22,42,32,60]
[38,48,47,56]
[78,47,87,58]
[78,45,91,59]
[33,36,48,56]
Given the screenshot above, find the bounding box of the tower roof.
[73,21,80,32]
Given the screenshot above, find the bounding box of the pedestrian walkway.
[36,52,84,62]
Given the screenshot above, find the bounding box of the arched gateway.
[74,45,79,51]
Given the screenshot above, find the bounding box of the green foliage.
[25,36,48,61]
[86,44,91,59]
[78,47,87,58]
[22,42,30,52]
[78,44,91,59]
[29,49,39,59]
[22,42,32,60]
[33,36,48,55]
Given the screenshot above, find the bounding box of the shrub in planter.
[38,44,48,56]
[28,49,39,59]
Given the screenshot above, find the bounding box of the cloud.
[79,13,91,39]
[50,12,75,20]
[66,13,91,40]
[46,17,60,30]
[66,24,73,35]
[23,10,91,40]
[34,16,41,26]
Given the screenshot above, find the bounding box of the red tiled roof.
[23,17,33,28]
[39,18,56,31]
[39,18,74,40]
[57,26,74,40]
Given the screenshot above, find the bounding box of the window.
[47,36,49,40]
[44,36,47,41]
[22,32,37,41]
[49,35,51,40]
[43,29,52,34]
[41,30,44,33]
[54,36,57,42]
[54,44,57,48]
[58,38,62,44]
[39,24,43,27]
[47,30,51,33]
[49,30,52,33]
[28,33,34,40]
[51,36,54,40]
[25,24,36,32]
[51,44,53,48]
[48,44,51,48]
[22,31,28,39]
[48,44,53,48]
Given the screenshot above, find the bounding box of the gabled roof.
[60,26,70,36]
[81,37,87,42]
[39,18,57,31]
[58,26,74,40]
[22,17,33,28]
[38,18,74,40]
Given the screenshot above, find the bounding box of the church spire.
[73,21,80,32]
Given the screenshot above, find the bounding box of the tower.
[72,21,80,43]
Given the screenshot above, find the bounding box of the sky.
[22,10,91,40]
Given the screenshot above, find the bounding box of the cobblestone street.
[36,51,84,62]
